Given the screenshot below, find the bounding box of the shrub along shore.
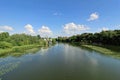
[81,45,120,55]
[0,32,56,56]
[0,45,41,56]
[67,42,120,58]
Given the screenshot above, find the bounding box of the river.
[0,43,120,80]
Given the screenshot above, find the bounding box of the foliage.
[9,34,40,46]
[0,32,46,47]
[0,42,12,49]
[57,30,120,46]
[0,32,56,55]
[0,32,9,41]
[0,45,40,56]
[52,38,56,44]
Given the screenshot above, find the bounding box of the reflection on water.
[63,44,99,76]
[0,62,20,76]
[70,43,120,59]
[0,47,49,79]
[0,43,120,80]
[0,57,21,80]
[37,47,49,56]
[64,44,98,65]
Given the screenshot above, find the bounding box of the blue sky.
[0,0,120,37]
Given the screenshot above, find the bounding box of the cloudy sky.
[0,0,120,37]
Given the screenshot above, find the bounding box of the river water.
[0,43,120,80]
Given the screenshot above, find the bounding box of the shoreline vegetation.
[66,43,120,58]
[69,42,120,56]
[57,30,120,57]
[81,45,120,56]
[0,32,56,56]
[0,45,41,56]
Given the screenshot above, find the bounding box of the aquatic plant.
[0,61,21,78]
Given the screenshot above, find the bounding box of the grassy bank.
[0,44,42,56]
[81,45,120,57]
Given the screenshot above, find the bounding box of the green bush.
[52,39,56,44]
[0,42,13,49]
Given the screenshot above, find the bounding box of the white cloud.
[25,24,35,34]
[97,27,109,32]
[63,22,89,35]
[88,12,99,21]
[0,26,13,31]
[63,23,77,34]
[101,27,109,31]
[0,31,4,33]
[38,26,52,37]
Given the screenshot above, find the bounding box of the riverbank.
[81,45,120,57]
[0,44,43,56]
[68,42,120,57]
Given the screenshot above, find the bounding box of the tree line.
[0,32,46,49]
[57,30,120,46]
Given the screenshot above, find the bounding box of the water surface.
[0,43,120,80]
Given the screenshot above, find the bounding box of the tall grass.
[81,45,120,58]
[11,48,40,57]
[0,44,40,56]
